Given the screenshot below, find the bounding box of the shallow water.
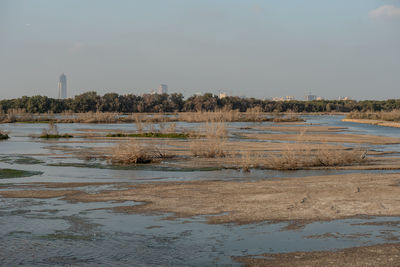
[1,196,400,266]
[1,115,400,265]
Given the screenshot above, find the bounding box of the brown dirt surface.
[234,243,400,267]
[242,132,400,144]
[343,119,400,128]
[4,173,400,225]
[252,126,348,132]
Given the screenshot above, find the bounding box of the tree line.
[1,91,400,113]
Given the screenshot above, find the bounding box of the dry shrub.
[236,145,367,171]
[109,141,169,165]
[244,106,264,122]
[3,108,33,123]
[347,110,400,122]
[165,122,177,133]
[134,114,144,133]
[42,121,59,136]
[178,109,241,123]
[0,108,6,122]
[77,112,119,123]
[0,129,9,140]
[190,121,227,158]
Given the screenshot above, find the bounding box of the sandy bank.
[242,132,400,145]
[251,126,348,133]
[2,173,400,224]
[342,119,400,128]
[234,243,400,266]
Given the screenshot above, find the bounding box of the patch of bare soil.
[233,243,400,266]
[241,133,400,145]
[252,126,348,133]
[3,173,400,225]
[343,119,400,128]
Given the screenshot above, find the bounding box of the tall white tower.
[158,84,168,94]
[58,74,67,99]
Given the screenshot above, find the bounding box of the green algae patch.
[106,132,189,139]
[46,162,221,172]
[39,134,73,139]
[0,133,9,140]
[0,168,43,179]
[0,156,44,165]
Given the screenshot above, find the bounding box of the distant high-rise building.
[58,74,67,99]
[158,84,168,94]
[304,95,317,101]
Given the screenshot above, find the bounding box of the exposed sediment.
[234,243,400,266]
[2,173,400,225]
[342,118,400,128]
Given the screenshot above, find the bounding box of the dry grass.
[235,144,367,171]
[41,121,59,136]
[190,121,228,158]
[347,110,400,122]
[75,112,119,123]
[0,110,302,124]
[233,129,367,171]
[178,109,240,122]
[1,108,33,123]
[109,141,170,164]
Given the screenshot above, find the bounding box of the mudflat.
[342,118,400,128]
[3,173,400,225]
[242,132,400,145]
[234,243,400,266]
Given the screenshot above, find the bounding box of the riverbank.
[342,118,400,128]
[234,243,400,266]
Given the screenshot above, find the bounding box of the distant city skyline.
[1,0,399,100]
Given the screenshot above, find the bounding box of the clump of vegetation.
[190,121,227,158]
[346,110,400,122]
[235,145,367,171]
[2,91,400,115]
[109,141,170,165]
[266,146,366,170]
[39,134,73,139]
[0,168,43,179]
[76,111,120,123]
[39,122,73,139]
[0,131,9,140]
[272,116,304,123]
[106,132,189,139]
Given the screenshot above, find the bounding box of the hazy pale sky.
[0,0,399,100]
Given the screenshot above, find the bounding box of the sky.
[0,0,399,100]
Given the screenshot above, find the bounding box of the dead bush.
[190,121,227,158]
[109,141,169,164]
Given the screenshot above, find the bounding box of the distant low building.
[219,92,227,99]
[339,96,351,101]
[273,96,295,101]
[305,94,317,101]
